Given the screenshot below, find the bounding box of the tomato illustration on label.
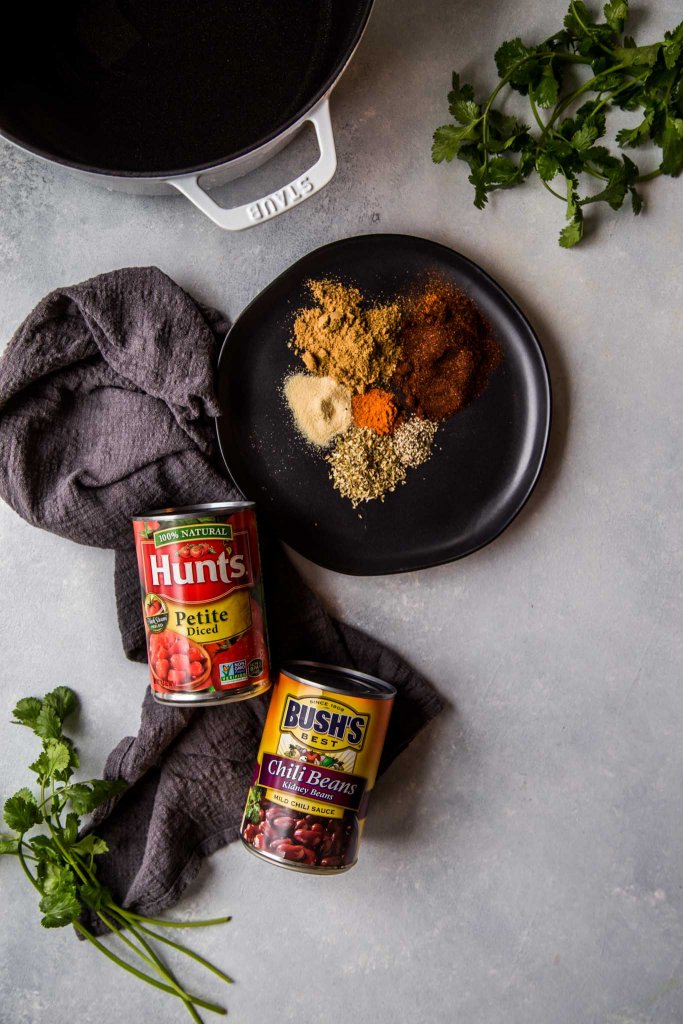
[144,593,169,633]
[149,630,212,690]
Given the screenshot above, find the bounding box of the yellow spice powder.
[291,279,402,393]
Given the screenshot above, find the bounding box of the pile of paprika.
[392,280,502,421]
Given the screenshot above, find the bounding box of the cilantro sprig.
[1,687,232,1022]
[433,0,683,246]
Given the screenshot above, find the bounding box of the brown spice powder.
[392,280,502,421]
[292,279,402,393]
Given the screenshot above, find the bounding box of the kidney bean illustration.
[242,793,357,869]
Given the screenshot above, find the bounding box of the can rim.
[240,836,355,874]
[280,661,396,700]
[132,501,255,521]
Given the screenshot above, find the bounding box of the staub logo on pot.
[280,695,369,751]
[246,176,315,222]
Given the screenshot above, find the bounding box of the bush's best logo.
[281,695,369,751]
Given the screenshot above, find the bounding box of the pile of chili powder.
[286,277,502,507]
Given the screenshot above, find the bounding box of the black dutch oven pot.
[0,1,373,230]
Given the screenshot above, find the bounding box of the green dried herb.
[1,687,232,1022]
[326,427,406,507]
[433,0,683,246]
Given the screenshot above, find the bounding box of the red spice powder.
[392,280,502,421]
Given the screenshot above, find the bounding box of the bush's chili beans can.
[132,503,270,706]
[241,662,395,873]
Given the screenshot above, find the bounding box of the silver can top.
[280,661,396,700]
[132,500,255,521]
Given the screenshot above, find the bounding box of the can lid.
[280,661,396,700]
[132,501,255,521]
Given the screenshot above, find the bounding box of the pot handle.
[167,97,337,231]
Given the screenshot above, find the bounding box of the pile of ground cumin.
[291,280,401,393]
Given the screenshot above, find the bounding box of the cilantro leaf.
[660,116,683,175]
[432,124,478,162]
[68,779,127,815]
[559,213,584,248]
[614,43,662,66]
[30,739,72,781]
[572,123,600,155]
[663,21,683,70]
[616,109,655,147]
[495,38,537,93]
[535,66,559,109]
[63,812,80,845]
[0,838,18,855]
[34,705,62,741]
[488,111,530,151]
[3,791,43,833]
[536,152,561,181]
[37,860,76,894]
[448,74,480,125]
[11,697,43,729]
[80,882,112,911]
[39,886,82,929]
[43,687,78,724]
[74,834,109,858]
[564,1,599,38]
[468,164,490,209]
[604,0,628,34]
[487,157,521,186]
[29,835,60,860]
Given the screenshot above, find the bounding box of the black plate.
[216,234,551,575]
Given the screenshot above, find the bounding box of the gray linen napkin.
[0,267,444,927]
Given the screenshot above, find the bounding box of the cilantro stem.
[637,168,662,183]
[480,49,591,168]
[540,178,567,202]
[17,839,41,892]
[121,910,232,929]
[135,921,235,985]
[73,922,226,1015]
[97,909,214,1023]
[540,65,629,143]
[528,90,547,133]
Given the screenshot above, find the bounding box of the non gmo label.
[220,660,248,684]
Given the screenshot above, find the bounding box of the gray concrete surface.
[1,2,682,1022]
